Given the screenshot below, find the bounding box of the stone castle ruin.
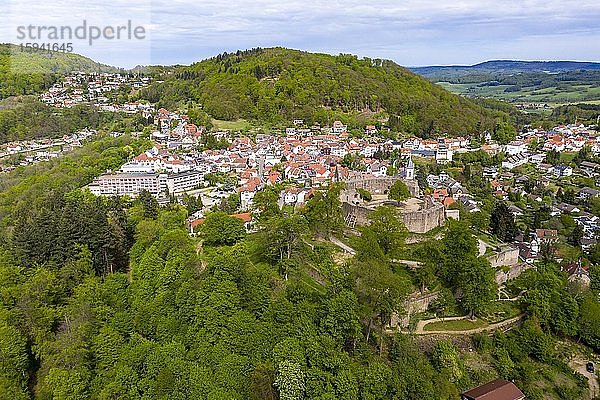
[341,175,446,234]
[344,176,419,197]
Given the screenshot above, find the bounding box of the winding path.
[411,314,524,335]
[329,236,423,269]
[329,236,356,255]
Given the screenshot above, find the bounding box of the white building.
[502,153,529,170]
[554,164,573,178]
[405,156,415,180]
[435,144,453,164]
[505,141,528,156]
[165,171,204,193]
[240,189,258,210]
[89,173,166,197]
[332,120,347,133]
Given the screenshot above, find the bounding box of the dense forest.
[0,135,599,399]
[551,103,600,125]
[0,97,149,144]
[136,48,507,137]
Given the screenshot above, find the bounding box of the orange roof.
[190,218,205,229]
[443,197,456,207]
[432,188,448,199]
[231,212,252,222]
[190,212,252,228]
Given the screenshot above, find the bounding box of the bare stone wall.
[495,263,533,285]
[341,177,444,233]
[342,201,445,233]
[487,246,520,268]
[402,204,445,234]
[391,291,440,328]
[344,177,419,197]
[342,202,371,226]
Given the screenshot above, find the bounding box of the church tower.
[405,155,415,180]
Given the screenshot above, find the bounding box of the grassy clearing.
[299,270,327,294]
[475,231,501,246]
[423,318,488,331]
[560,152,577,164]
[211,119,253,131]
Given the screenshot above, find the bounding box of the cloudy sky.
[2,0,599,68]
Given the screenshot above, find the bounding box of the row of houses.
[41,72,151,110]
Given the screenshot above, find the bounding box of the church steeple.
[405,155,415,180]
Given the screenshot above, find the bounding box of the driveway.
[569,356,599,399]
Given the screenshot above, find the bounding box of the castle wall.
[391,291,440,328]
[495,263,533,285]
[341,201,445,233]
[342,202,371,226]
[487,246,520,268]
[344,177,419,197]
[341,177,443,233]
[401,204,445,233]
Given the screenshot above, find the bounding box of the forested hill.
[0,44,119,98]
[137,47,503,137]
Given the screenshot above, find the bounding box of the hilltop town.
[80,103,600,287]
[40,71,153,113]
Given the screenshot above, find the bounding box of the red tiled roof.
[231,212,252,223]
[191,212,252,228]
[536,228,558,239]
[443,197,456,207]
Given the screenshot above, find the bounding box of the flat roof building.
[89,173,166,197]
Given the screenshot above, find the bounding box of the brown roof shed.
[461,379,525,400]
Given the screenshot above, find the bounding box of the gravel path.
[569,356,599,399]
[330,236,356,255]
[412,314,524,335]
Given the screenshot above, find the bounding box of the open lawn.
[211,119,253,131]
[560,152,577,164]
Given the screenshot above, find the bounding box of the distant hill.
[411,60,600,107]
[411,60,600,80]
[137,47,505,137]
[0,43,120,99]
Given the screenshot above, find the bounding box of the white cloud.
[1,0,598,66]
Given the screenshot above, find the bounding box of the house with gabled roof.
[461,379,524,400]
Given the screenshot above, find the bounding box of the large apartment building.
[89,170,205,197]
[165,171,204,193]
[89,173,165,197]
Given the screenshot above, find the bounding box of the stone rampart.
[343,177,419,197]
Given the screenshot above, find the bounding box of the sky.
[2,0,600,68]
